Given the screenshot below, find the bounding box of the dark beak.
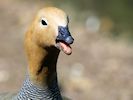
[56,26,74,44]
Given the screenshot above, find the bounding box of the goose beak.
[56,26,74,55]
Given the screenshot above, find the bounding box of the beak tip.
[65,36,74,44]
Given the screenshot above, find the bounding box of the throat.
[17,46,63,99]
[15,47,62,100]
[27,46,60,88]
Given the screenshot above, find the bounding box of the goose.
[0,7,74,100]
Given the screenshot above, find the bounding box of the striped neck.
[15,76,62,100]
[15,45,63,99]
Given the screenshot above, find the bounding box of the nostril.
[60,32,66,37]
[61,32,64,36]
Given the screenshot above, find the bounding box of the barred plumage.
[14,76,62,100]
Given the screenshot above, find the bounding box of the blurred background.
[0,0,133,100]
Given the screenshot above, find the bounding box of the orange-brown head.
[26,7,74,55]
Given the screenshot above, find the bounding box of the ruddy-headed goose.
[0,7,74,100]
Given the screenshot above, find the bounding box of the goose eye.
[41,19,47,26]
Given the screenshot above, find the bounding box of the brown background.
[0,0,133,100]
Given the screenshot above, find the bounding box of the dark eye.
[41,19,47,26]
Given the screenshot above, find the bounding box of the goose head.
[29,7,74,55]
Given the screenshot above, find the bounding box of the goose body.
[1,7,74,100]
